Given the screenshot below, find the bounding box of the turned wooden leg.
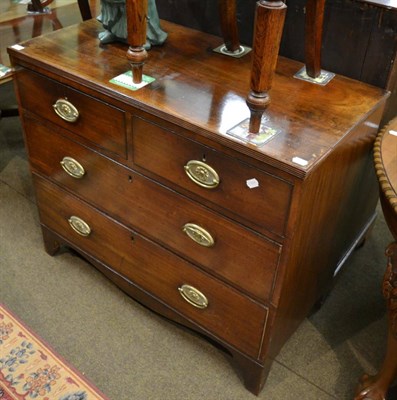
[354,242,397,400]
[246,0,287,134]
[126,0,148,84]
[304,0,325,79]
[218,0,240,53]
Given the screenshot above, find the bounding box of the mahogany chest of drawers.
[8,19,388,395]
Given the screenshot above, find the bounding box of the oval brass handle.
[68,216,91,237]
[60,157,85,179]
[182,223,214,247]
[178,284,208,309]
[53,98,79,123]
[184,160,220,189]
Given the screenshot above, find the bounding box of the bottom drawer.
[33,174,269,359]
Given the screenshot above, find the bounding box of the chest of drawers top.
[8,19,387,178]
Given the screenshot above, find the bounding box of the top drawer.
[16,69,127,158]
[132,117,293,237]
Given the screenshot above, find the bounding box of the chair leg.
[77,0,92,21]
[27,0,53,14]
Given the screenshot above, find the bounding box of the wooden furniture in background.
[27,0,54,14]
[0,0,99,81]
[0,0,96,119]
[355,118,397,400]
[26,0,92,19]
[9,11,388,397]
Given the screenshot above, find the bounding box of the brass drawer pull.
[178,284,208,309]
[60,157,85,179]
[184,160,220,189]
[182,223,215,247]
[53,98,79,123]
[68,216,91,237]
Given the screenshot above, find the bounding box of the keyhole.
[202,154,206,162]
[128,175,133,183]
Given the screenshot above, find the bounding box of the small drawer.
[132,116,293,237]
[16,69,126,157]
[34,175,269,359]
[25,118,282,302]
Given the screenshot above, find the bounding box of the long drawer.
[25,117,281,302]
[132,116,293,237]
[34,174,269,359]
[17,69,127,157]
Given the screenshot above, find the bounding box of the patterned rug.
[0,304,109,400]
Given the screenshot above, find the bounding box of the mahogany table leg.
[354,242,397,400]
[32,15,44,38]
[246,0,287,134]
[126,0,148,84]
[218,0,240,53]
[304,0,325,79]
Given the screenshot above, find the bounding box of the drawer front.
[34,175,269,358]
[16,69,126,157]
[132,116,293,237]
[25,118,281,302]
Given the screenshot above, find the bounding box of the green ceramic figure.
[98,0,167,49]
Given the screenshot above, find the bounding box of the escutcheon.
[178,284,208,309]
[53,98,79,123]
[184,160,220,189]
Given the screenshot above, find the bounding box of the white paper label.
[11,44,24,51]
[292,157,309,166]
[246,178,259,189]
[389,130,397,137]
